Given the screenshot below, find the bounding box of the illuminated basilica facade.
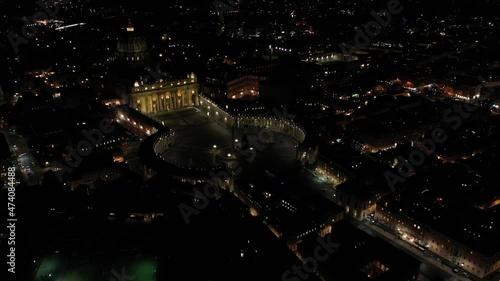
[114,21,200,114]
[128,73,200,114]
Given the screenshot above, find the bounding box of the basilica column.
[158,94,162,112]
[150,95,154,113]
[153,93,159,113]
[177,91,182,108]
[147,96,153,114]
[191,88,200,106]
[166,94,169,111]
[168,92,172,110]
[191,88,198,106]
[140,96,147,113]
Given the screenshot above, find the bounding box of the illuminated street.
[1,128,41,185]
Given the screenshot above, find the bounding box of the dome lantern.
[126,19,134,32]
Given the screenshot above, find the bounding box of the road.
[350,218,475,281]
[1,128,41,185]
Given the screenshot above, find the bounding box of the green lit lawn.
[128,260,156,281]
[34,255,157,281]
[34,255,66,281]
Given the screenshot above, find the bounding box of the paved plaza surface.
[155,108,233,169]
[154,108,298,176]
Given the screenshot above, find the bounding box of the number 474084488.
[8,202,15,213]
[7,179,16,191]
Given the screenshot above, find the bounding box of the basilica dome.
[115,20,149,63]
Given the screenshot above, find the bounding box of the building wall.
[315,158,350,186]
[198,94,306,143]
[235,115,305,142]
[297,145,318,166]
[226,75,265,99]
[115,107,159,138]
[359,129,422,153]
[152,131,175,155]
[375,205,499,278]
[69,168,121,190]
[117,51,149,63]
[129,74,199,114]
[336,190,378,221]
[198,95,236,126]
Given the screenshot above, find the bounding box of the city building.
[226,75,266,100]
[128,73,200,114]
[295,220,420,281]
[336,180,388,221]
[235,178,344,244]
[376,187,500,279]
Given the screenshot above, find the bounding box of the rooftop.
[297,220,421,281]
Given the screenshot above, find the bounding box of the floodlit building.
[227,75,266,100]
